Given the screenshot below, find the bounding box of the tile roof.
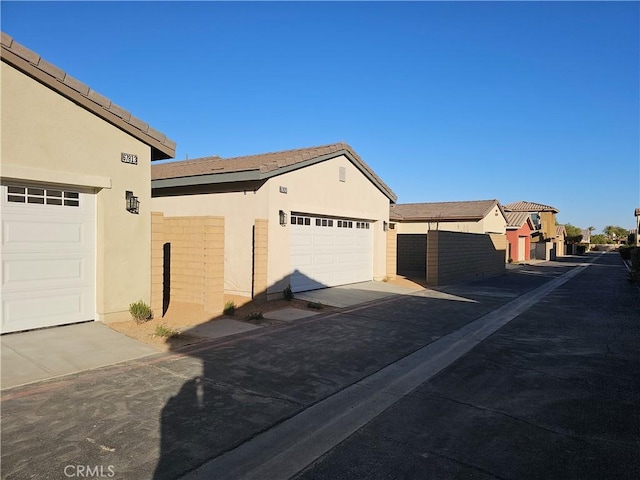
[505,211,532,229]
[389,199,502,222]
[152,142,397,202]
[1,32,176,160]
[503,200,559,213]
[556,225,567,237]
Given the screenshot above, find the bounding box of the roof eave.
[152,147,398,202]
[1,42,176,160]
[398,216,483,222]
[152,169,262,188]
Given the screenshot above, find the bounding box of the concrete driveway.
[1,322,160,389]
[1,254,637,480]
[0,280,419,390]
[293,280,422,307]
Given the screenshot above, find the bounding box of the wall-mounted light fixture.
[126,191,139,214]
[383,221,389,232]
[279,209,287,226]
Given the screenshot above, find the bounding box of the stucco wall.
[396,220,484,234]
[481,206,508,234]
[1,62,153,322]
[506,225,532,262]
[540,211,557,240]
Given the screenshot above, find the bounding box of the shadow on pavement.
[151,258,591,479]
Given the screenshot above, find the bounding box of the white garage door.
[1,184,96,333]
[290,214,373,293]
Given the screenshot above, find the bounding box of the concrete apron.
[0,322,160,390]
[182,261,592,480]
[293,281,422,308]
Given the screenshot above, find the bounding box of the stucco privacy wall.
[426,231,507,286]
[386,228,397,280]
[151,188,269,297]
[397,234,427,276]
[1,62,152,323]
[253,219,269,300]
[150,213,224,315]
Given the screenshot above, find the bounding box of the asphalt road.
[294,252,640,480]
[1,252,637,480]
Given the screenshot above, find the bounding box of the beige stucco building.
[0,33,175,332]
[151,143,397,305]
[390,199,507,234]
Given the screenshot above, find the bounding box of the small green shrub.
[129,300,153,324]
[154,324,180,338]
[246,311,264,320]
[283,285,294,301]
[223,301,236,316]
[307,302,323,310]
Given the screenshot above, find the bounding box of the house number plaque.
[121,152,138,165]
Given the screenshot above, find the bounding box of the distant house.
[503,201,560,261]
[390,199,507,235]
[505,211,534,262]
[390,200,508,284]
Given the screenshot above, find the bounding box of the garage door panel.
[290,215,373,293]
[314,254,335,265]
[312,235,334,247]
[335,236,355,247]
[2,288,93,331]
[1,185,96,333]
[290,254,313,267]
[291,235,313,247]
[4,220,84,246]
[4,256,87,285]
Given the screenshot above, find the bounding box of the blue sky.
[2,1,638,232]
